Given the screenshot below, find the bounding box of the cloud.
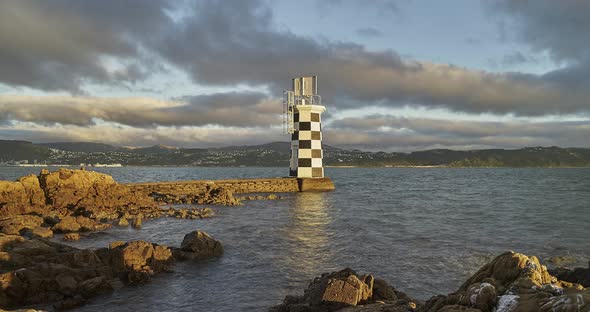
[316,0,401,14]
[0,0,172,92]
[0,122,282,148]
[326,115,590,151]
[490,0,590,64]
[501,51,538,67]
[153,0,590,116]
[1,0,590,118]
[0,93,280,128]
[356,27,384,38]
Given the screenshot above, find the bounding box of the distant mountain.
[131,145,180,154]
[0,140,589,167]
[211,141,341,153]
[0,140,52,163]
[38,142,126,153]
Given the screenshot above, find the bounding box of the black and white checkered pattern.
[290,107,324,178]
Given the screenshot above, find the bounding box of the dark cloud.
[1,0,590,118]
[325,115,590,151]
[356,27,384,38]
[0,92,279,128]
[490,0,590,64]
[317,0,401,14]
[501,51,538,67]
[152,0,590,116]
[0,0,172,92]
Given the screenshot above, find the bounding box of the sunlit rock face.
[420,251,589,312]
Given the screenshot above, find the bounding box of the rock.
[200,207,215,218]
[0,175,46,216]
[78,276,113,298]
[131,214,143,229]
[458,251,554,291]
[267,194,279,200]
[37,169,157,216]
[75,216,99,231]
[107,241,174,284]
[202,185,240,206]
[545,255,579,267]
[0,215,44,235]
[109,241,126,249]
[305,268,373,307]
[43,215,60,226]
[117,217,129,227]
[372,278,398,301]
[53,216,81,233]
[55,272,79,295]
[0,236,112,308]
[31,226,53,238]
[271,268,384,311]
[179,230,223,258]
[464,283,497,312]
[420,251,588,312]
[550,266,590,288]
[0,233,26,250]
[63,233,81,241]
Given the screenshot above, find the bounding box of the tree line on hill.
[1,140,589,167]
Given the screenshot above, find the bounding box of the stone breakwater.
[271,251,590,312]
[125,176,335,200]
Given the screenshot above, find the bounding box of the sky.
[0,0,589,152]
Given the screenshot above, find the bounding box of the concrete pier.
[125,177,334,195]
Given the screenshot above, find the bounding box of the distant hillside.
[0,140,52,163]
[131,145,180,154]
[0,140,589,167]
[38,142,126,153]
[211,141,341,153]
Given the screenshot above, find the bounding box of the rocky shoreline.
[0,168,241,310]
[0,169,588,311]
[271,252,589,312]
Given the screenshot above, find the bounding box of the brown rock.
[459,251,553,291]
[271,269,385,312]
[202,185,240,206]
[63,233,81,241]
[0,175,45,216]
[31,226,53,238]
[306,268,374,307]
[179,230,223,257]
[75,216,99,231]
[37,169,156,215]
[0,215,44,235]
[117,217,129,227]
[131,214,143,229]
[108,241,174,284]
[550,266,590,288]
[53,216,81,233]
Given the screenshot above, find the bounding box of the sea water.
[1,167,589,311]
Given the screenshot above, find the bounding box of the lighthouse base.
[297,177,335,192]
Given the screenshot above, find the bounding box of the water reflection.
[280,192,336,285]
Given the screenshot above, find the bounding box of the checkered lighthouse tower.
[283,76,326,178]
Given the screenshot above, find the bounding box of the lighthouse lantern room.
[283,76,326,178]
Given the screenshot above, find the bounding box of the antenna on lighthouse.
[283,91,295,134]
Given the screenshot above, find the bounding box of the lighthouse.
[283,76,326,178]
